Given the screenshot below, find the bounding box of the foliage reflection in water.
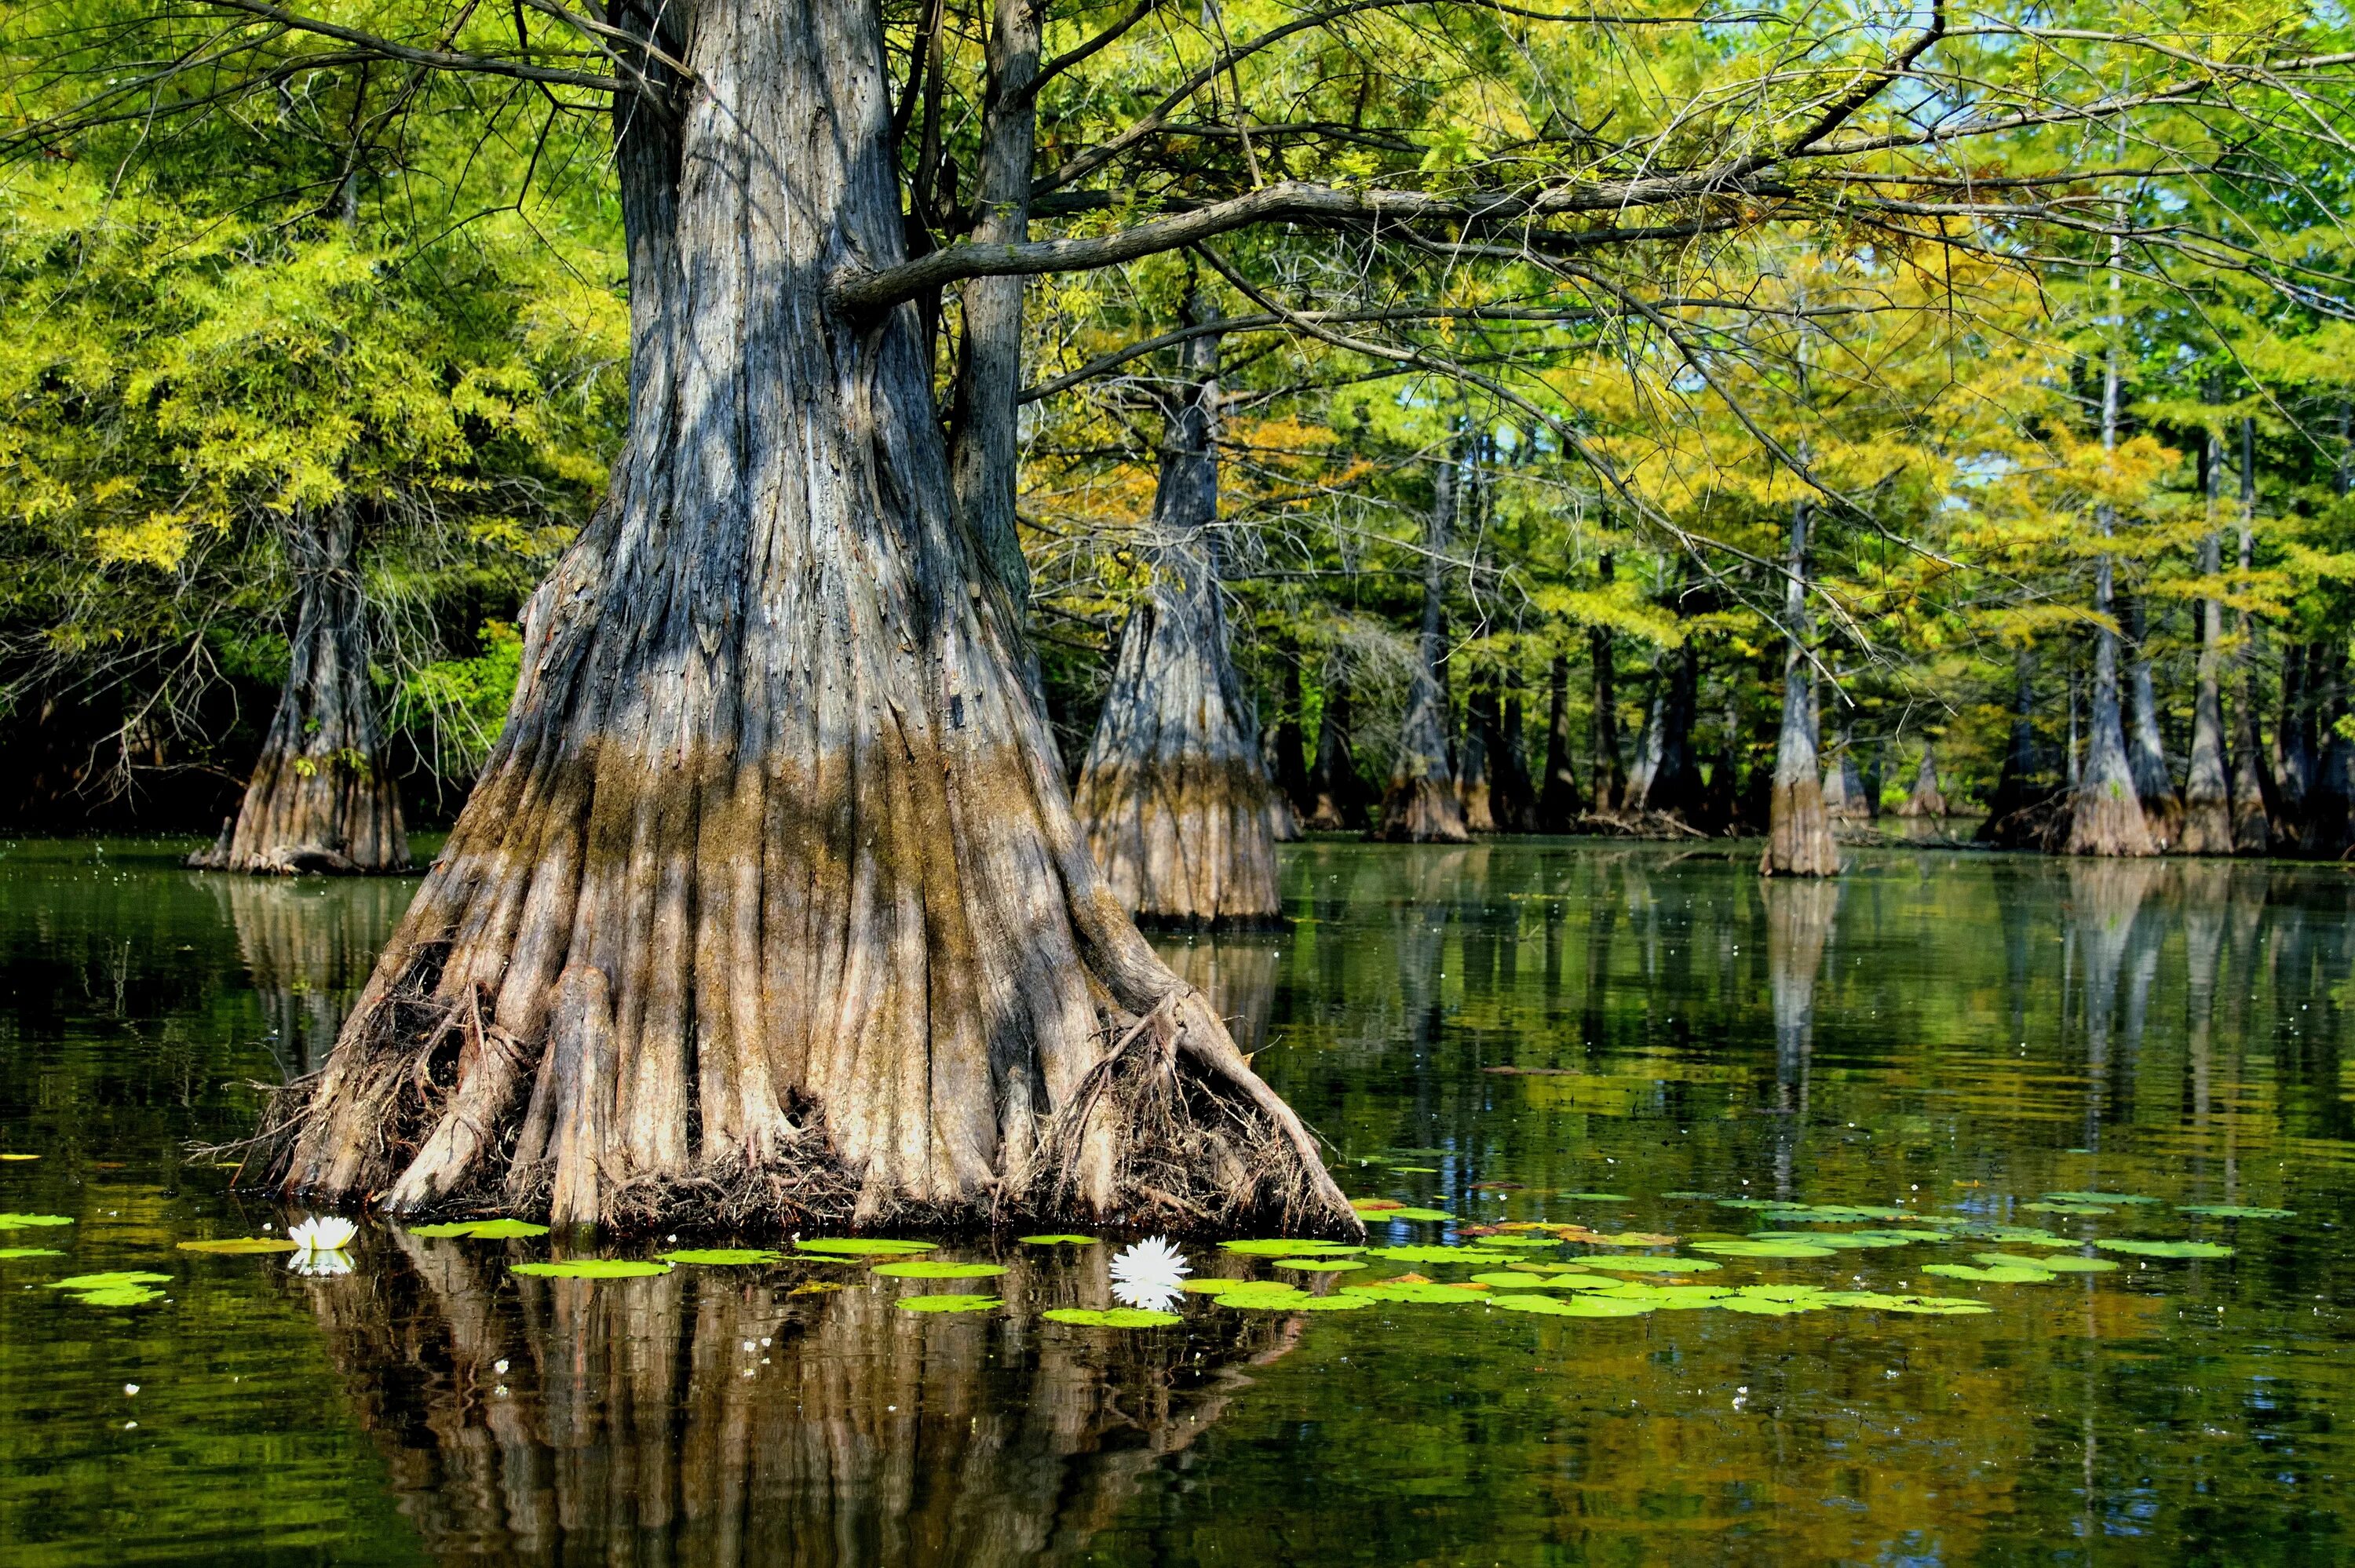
[1,838,2353,1564]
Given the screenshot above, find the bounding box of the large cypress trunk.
[1073,307,1283,927]
[1536,651,1581,829]
[1978,646,2045,836]
[2273,641,2315,825]
[1455,681,1496,831]
[1375,449,1469,842]
[1629,644,1703,821]
[1895,746,1947,818]
[254,2,1353,1239]
[1820,727,1870,821]
[1588,556,1626,811]
[2180,516,2233,853]
[2067,551,2157,855]
[2227,428,2276,854]
[1269,656,1314,824]
[188,503,408,876]
[2122,596,2182,847]
[1762,501,1837,875]
[1492,680,1537,830]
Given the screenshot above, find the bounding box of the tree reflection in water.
[206,873,412,1076]
[305,1238,1293,1566]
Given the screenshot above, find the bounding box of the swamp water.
[0,837,2350,1566]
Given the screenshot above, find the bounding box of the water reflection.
[1762,877,1838,1198]
[311,1242,1289,1567]
[206,873,411,1075]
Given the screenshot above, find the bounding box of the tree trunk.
[2180,511,2233,853]
[1588,556,1625,811]
[2123,596,2182,847]
[2302,650,2354,856]
[188,501,408,875]
[1903,745,1947,817]
[1629,643,1703,821]
[1376,445,1470,842]
[1981,646,2043,830]
[2228,422,2275,854]
[1537,652,1580,829]
[1269,655,1313,822]
[1304,677,1362,830]
[2068,330,2156,857]
[1821,725,1870,820]
[1492,678,1536,830]
[254,2,1353,1240]
[1762,500,1836,875]
[2272,640,2314,824]
[1456,680,1496,831]
[1073,302,1281,926]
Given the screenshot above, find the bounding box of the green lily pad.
[1470,1238,1566,1249]
[1341,1281,1492,1304]
[1361,1245,1513,1264]
[1559,1192,1631,1202]
[1488,1292,1652,1317]
[2095,1238,2235,1260]
[1470,1271,1608,1290]
[409,1218,552,1239]
[1017,1234,1098,1245]
[1274,1258,1367,1272]
[1386,1165,1440,1173]
[0,1214,75,1231]
[1218,1238,1363,1256]
[794,1238,937,1256]
[1042,1307,1182,1327]
[1922,1262,2057,1284]
[1871,1294,1994,1315]
[1576,1255,1722,1273]
[1660,1191,1722,1201]
[1216,1289,1370,1311]
[788,1280,849,1294]
[896,1294,1002,1314]
[1750,1231,1911,1251]
[2046,1191,2160,1205]
[71,1285,165,1306]
[1963,1227,2069,1246]
[1847,1229,1954,1243]
[871,1260,1007,1279]
[1689,1239,1836,1260]
[1181,1277,1292,1294]
[1368,1208,1455,1223]
[1733,1285,1829,1302]
[177,1237,301,1254]
[511,1260,673,1278]
[2177,1205,2295,1220]
[658,1249,784,1266]
[2022,1202,2113,1216]
[0,1247,63,1259]
[1974,1252,2120,1273]
[1607,1283,1732,1309]
[50,1271,170,1290]
[1715,1294,1822,1316]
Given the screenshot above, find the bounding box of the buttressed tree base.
[251,0,1356,1241]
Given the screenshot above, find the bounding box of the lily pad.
[1922,1262,2057,1284]
[1361,1245,1513,1264]
[1181,1277,1292,1294]
[0,1154,38,1161]
[511,1260,673,1278]
[794,1238,937,1256]
[0,1247,63,1259]
[788,1280,848,1294]
[1962,1227,2070,1247]
[71,1285,164,1306]
[1488,1292,1652,1318]
[1749,1231,1910,1251]
[1218,1238,1362,1256]
[1274,1258,1366,1272]
[2022,1202,2112,1216]
[410,1218,552,1239]
[871,1260,1007,1279]
[1470,1271,1612,1291]
[658,1249,784,1266]
[2177,1205,2295,1220]
[1733,1285,1828,1302]
[1659,1191,1722,1201]
[1606,1283,1732,1310]
[1042,1307,1182,1327]
[1689,1239,1836,1260]
[1341,1280,1492,1304]
[0,1214,75,1231]
[1469,1238,1566,1249]
[1846,1229,1954,1244]
[1579,1231,1681,1248]
[1018,1234,1099,1245]
[1715,1294,1823,1316]
[896,1294,1002,1314]
[1576,1255,1722,1274]
[1368,1208,1454,1223]
[2046,1191,2160,1205]
[1558,1192,1631,1202]
[1386,1165,1440,1173]
[177,1238,301,1255]
[50,1271,170,1290]
[1871,1294,1994,1315]
[2095,1238,2235,1260]
[1974,1252,2119,1273]
[1216,1289,1370,1311]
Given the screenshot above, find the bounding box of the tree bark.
[1456,680,1496,831]
[1073,301,1283,927]
[1376,443,1470,842]
[2228,420,2275,854]
[1587,556,1625,811]
[2123,596,2182,846]
[2180,473,2233,853]
[1820,724,1869,821]
[1980,646,2043,833]
[1628,643,1703,821]
[1895,746,1947,818]
[2273,641,2314,825]
[254,2,1354,1240]
[1493,677,1536,830]
[1269,655,1313,822]
[1538,651,1580,828]
[188,500,408,876]
[1304,676,1363,830]
[2068,332,2156,857]
[1762,500,1836,875]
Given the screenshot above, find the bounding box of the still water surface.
[1,838,2350,1566]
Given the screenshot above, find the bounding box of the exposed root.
[1015,992,1361,1239]
[1575,808,1710,841]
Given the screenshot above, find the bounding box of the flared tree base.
[1761,778,1840,877]
[1372,777,1470,843]
[2066,778,2159,856]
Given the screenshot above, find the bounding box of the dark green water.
[2,837,2350,1566]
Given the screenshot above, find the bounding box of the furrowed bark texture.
[2068,551,2158,857]
[1895,747,1947,819]
[2123,597,2182,847]
[1072,312,1282,927]
[189,502,408,876]
[1761,501,1836,876]
[254,2,1353,1241]
[2179,526,2233,855]
[1376,450,1469,843]
[1627,646,1702,822]
[1820,729,1869,822]
[1537,652,1581,829]
[2228,450,2276,854]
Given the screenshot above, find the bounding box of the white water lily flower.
[289,1248,354,1278]
[289,1216,357,1253]
[1108,1236,1190,1312]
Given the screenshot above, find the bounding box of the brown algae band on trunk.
[250,0,1355,1242]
